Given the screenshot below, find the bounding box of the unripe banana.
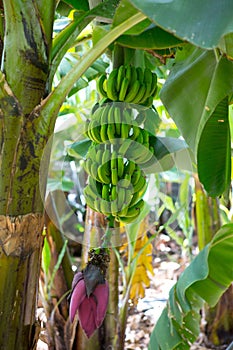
[119,77,130,101]
[136,67,144,84]
[117,213,139,224]
[102,184,110,201]
[111,185,117,201]
[129,125,139,141]
[124,80,141,103]
[117,186,125,211]
[120,123,130,140]
[125,199,145,218]
[133,175,146,193]
[97,74,108,98]
[124,160,135,176]
[119,138,132,156]
[116,65,125,92]
[117,155,124,178]
[131,168,142,186]
[107,123,116,143]
[97,164,111,184]
[100,199,111,216]
[111,168,118,186]
[114,106,122,136]
[143,67,153,85]
[106,68,118,101]
[132,84,146,104]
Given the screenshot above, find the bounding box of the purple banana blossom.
[69,271,109,338]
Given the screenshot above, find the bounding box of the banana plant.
[1,0,233,349]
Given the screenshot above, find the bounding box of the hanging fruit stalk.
[83,65,158,225]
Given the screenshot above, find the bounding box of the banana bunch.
[84,103,135,144]
[97,65,157,107]
[84,103,154,168]
[82,64,158,224]
[83,151,147,223]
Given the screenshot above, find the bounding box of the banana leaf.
[149,223,233,349]
[129,0,233,51]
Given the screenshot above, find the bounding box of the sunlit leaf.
[129,0,233,49]
[67,139,92,159]
[197,97,231,196]
[117,25,183,49]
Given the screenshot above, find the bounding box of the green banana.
[124,160,135,176]
[132,84,146,104]
[117,155,124,178]
[119,77,130,101]
[117,213,139,224]
[102,146,111,165]
[97,164,111,184]
[136,67,144,84]
[97,74,107,98]
[111,151,117,169]
[125,65,132,81]
[117,186,125,211]
[130,125,141,140]
[91,162,99,180]
[106,68,118,101]
[84,184,98,201]
[127,198,144,216]
[100,199,111,216]
[84,158,93,176]
[129,66,137,87]
[111,167,118,186]
[139,83,153,104]
[131,168,142,186]
[150,73,158,96]
[124,80,141,103]
[102,184,110,201]
[124,188,134,207]
[118,138,132,156]
[142,95,154,107]
[111,185,117,201]
[89,120,102,143]
[111,200,118,216]
[141,129,149,144]
[114,106,122,136]
[143,67,153,85]
[116,65,125,92]
[94,199,101,212]
[107,123,116,143]
[129,189,142,207]
[120,123,129,140]
[89,176,102,196]
[133,175,146,193]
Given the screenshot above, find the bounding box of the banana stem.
[101,215,116,247]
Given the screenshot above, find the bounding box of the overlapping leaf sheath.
[83,65,158,223]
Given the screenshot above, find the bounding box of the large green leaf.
[160,48,233,196]
[197,98,231,196]
[144,136,195,173]
[117,24,183,49]
[149,223,233,349]
[129,0,233,50]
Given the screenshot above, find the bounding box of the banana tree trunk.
[0,1,55,349]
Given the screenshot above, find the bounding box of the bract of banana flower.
[69,271,109,338]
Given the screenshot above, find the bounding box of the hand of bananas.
[83,65,158,224]
[97,65,157,107]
